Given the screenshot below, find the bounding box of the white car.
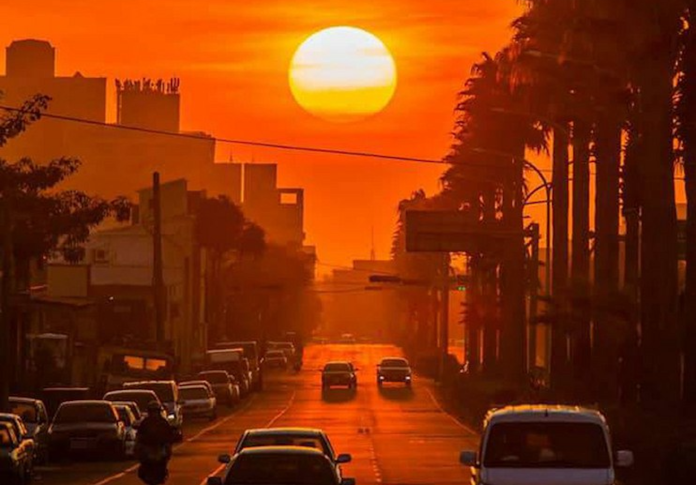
[459,405,634,485]
[263,350,288,370]
[179,385,217,421]
[112,403,138,457]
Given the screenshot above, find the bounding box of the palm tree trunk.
[551,124,570,391]
[593,117,622,402]
[637,56,680,408]
[571,120,592,397]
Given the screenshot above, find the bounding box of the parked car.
[215,341,263,391]
[197,371,236,407]
[459,405,634,485]
[112,403,138,457]
[179,385,217,421]
[41,387,91,421]
[233,427,352,479]
[321,362,357,391]
[9,397,49,464]
[0,422,33,485]
[376,357,412,387]
[0,415,34,469]
[179,380,215,398]
[208,447,355,485]
[268,341,296,360]
[48,400,126,460]
[103,389,162,418]
[263,350,288,370]
[110,401,143,423]
[122,381,183,440]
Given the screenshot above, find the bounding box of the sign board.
[405,210,519,253]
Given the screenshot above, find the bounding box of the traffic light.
[454,274,469,291]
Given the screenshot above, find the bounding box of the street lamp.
[470,147,552,297]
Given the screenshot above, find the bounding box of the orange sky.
[1,0,527,270]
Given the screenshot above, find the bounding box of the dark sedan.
[48,400,126,460]
[377,357,412,387]
[321,362,357,390]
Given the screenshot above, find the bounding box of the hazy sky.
[1,0,527,269]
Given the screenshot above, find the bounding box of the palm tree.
[675,1,696,406]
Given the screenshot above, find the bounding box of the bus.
[98,346,175,392]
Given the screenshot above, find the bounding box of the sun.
[289,26,397,123]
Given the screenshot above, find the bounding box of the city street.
[36,344,478,485]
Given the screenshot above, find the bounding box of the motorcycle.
[136,444,171,485]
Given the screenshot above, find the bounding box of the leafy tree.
[0,95,130,411]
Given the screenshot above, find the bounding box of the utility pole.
[439,254,450,382]
[0,195,13,412]
[152,172,165,347]
[528,223,540,371]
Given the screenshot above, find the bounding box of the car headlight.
[378,375,385,380]
[167,413,176,422]
[405,375,412,380]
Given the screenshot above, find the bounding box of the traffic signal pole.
[439,254,450,383]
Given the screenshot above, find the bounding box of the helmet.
[147,400,162,413]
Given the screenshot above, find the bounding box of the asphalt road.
[36,344,478,485]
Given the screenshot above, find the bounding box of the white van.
[459,405,633,485]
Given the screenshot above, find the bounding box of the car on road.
[110,400,143,423]
[459,405,634,485]
[112,403,138,457]
[233,427,352,477]
[123,381,183,440]
[376,357,412,387]
[269,341,296,360]
[339,333,356,344]
[179,385,217,421]
[179,379,216,398]
[103,389,163,418]
[197,371,237,406]
[9,397,49,464]
[0,414,34,471]
[0,422,33,485]
[263,350,288,370]
[208,446,355,485]
[48,400,126,460]
[321,362,357,390]
[215,341,263,391]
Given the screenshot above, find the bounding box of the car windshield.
[225,453,335,485]
[483,422,610,469]
[0,427,15,447]
[126,383,176,403]
[267,351,284,358]
[324,363,350,372]
[10,402,37,423]
[115,407,132,425]
[199,372,228,384]
[380,359,408,368]
[180,387,209,400]
[105,391,158,411]
[53,403,117,424]
[240,435,330,456]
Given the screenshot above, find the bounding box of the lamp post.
[470,148,552,297]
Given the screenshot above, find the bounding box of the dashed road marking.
[197,391,297,485]
[87,395,260,485]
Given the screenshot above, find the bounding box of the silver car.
[179,385,217,421]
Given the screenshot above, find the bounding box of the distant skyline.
[0,1,526,270]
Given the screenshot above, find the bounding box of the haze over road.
[37,344,478,485]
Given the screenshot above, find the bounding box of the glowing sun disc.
[289,26,397,122]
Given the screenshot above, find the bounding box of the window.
[483,422,610,469]
[93,248,109,263]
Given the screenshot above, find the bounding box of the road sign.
[405,210,518,253]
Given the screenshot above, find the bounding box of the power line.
[0,104,552,172]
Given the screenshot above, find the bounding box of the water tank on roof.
[6,39,55,78]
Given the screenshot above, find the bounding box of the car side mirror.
[218,453,231,464]
[336,453,352,464]
[340,479,356,485]
[207,477,223,485]
[459,450,478,466]
[616,450,634,468]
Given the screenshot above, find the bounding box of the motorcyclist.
[136,401,174,485]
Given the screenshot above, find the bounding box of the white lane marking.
[425,388,477,434]
[197,391,297,485]
[87,396,258,485]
